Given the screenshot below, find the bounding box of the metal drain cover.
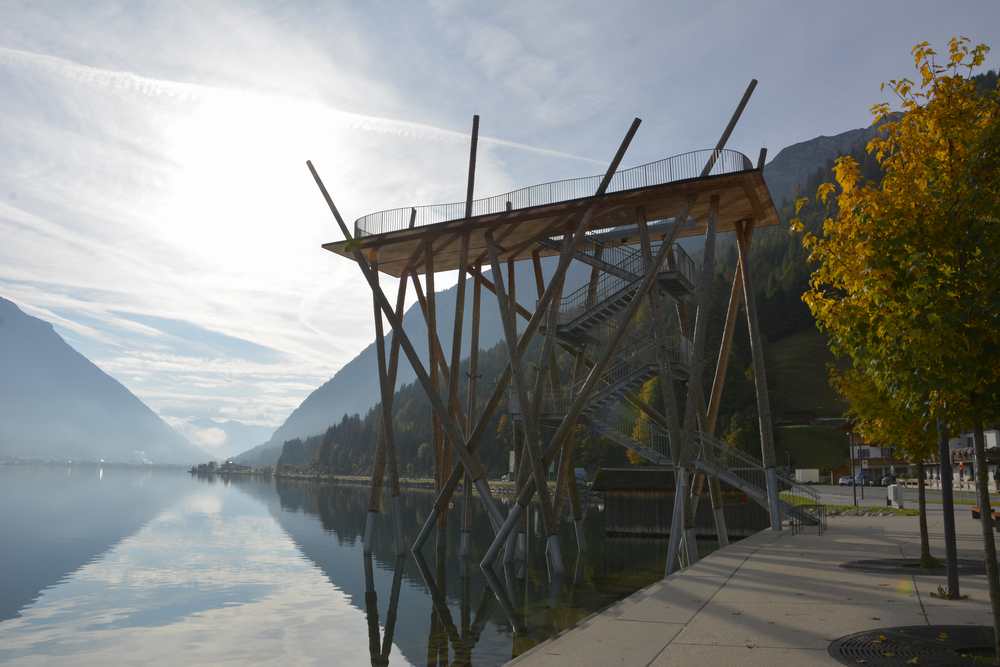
[840,558,987,576]
[829,625,993,665]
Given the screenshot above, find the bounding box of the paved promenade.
[510,509,996,666]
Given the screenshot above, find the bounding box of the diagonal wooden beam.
[701,79,757,177]
[306,160,506,532]
[486,233,560,544]
[417,117,643,547]
[483,204,686,566]
[706,231,749,434]
[735,218,781,529]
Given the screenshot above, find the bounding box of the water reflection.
[0,468,700,665]
[0,465,179,622]
[264,479,684,664]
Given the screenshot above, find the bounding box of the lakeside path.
[509,509,997,666]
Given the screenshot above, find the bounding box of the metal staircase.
[550,239,696,342]
[693,433,821,525]
[509,227,821,537]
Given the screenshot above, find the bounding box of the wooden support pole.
[735,219,781,529]
[636,210,687,467]
[415,117,643,550]
[364,266,410,554]
[483,208,685,568]
[706,257,746,434]
[667,196,719,572]
[486,232,561,573]
[465,115,479,219]
[409,272,456,385]
[306,161,505,535]
[372,266,409,554]
[701,79,757,177]
[425,240,444,496]
[460,263,481,558]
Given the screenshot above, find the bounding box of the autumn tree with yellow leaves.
[795,37,1000,658]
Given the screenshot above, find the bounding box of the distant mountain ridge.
[236,122,881,466]
[0,297,205,464]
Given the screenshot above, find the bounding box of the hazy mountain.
[0,297,206,464]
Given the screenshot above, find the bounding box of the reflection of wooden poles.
[363,555,382,665]
[379,556,406,664]
[307,161,506,539]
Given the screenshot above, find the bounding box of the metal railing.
[578,335,692,398]
[696,433,820,506]
[555,242,696,324]
[353,148,754,237]
[591,416,674,463]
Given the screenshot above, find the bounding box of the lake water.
[0,465,708,665]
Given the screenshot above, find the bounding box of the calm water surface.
[0,465,709,665]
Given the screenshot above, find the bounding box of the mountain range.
[0,297,206,464]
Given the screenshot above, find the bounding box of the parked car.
[838,475,854,486]
[855,473,874,486]
[881,474,897,486]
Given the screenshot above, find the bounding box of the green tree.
[833,368,938,567]
[795,37,1000,658]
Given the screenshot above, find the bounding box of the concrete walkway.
[509,510,997,666]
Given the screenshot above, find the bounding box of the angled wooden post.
[417,211,596,550]
[364,263,411,555]
[706,255,746,434]
[417,118,643,557]
[666,196,719,573]
[306,161,506,540]
[483,208,684,568]
[701,79,757,177]
[460,262,481,559]
[486,231,563,577]
[735,219,782,529]
[465,115,479,219]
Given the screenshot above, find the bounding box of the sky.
[1,1,997,457]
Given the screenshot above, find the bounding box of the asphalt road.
[811,483,890,507]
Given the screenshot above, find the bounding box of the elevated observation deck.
[323,148,779,277]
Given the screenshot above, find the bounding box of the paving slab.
[509,510,1000,666]
[513,615,685,667]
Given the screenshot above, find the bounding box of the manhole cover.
[829,625,993,666]
[840,558,987,576]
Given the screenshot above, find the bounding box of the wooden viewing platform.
[323,149,778,277]
[310,77,816,592]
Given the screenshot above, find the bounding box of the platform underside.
[323,169,778,277]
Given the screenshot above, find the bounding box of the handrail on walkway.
[353,148,754,237]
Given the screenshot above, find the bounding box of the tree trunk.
[971,420,1000,664]
[917,461,936,568]
[938,418,961,598]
